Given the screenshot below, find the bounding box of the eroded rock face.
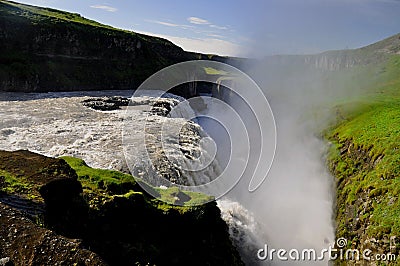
[0,150,82,205]
[329,139,399,265]
[0,150,105,264]
[0,150,243,265]
[0,150,87,237]
[0,203,107,266]
[0,150,82,206]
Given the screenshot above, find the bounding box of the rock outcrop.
[0,150,243,265]
[0,150,105,265]
[0,203,107,266]
[82,96,130,111]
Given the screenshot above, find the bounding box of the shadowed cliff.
[0,0,238,92]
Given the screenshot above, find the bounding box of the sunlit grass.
[326,53,400,246]
[61,156,213,208]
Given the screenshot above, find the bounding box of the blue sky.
[13,0,400,57]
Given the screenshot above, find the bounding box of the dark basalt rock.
[82,96,130,111]
[0,150,82,203]
[0,203,107,266]
[151,100,173,116]
[0,151,106,265]
[0,150,244,266]
[0,150,87,236]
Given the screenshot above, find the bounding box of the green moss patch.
[60,156,213,209]
[326,56,400,260]
[0,170,33,195]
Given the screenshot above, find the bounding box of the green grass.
[3,0,114,29]
[0,0,172,44]
[326,53,400,254]
[0,0,184,92]
[61,156,141,208]
[61,156,213,208]
[0,170,32,194]
[328,102,400,236]
[203,67,230,76]
[155,186,213,206]
[61,156,136,193]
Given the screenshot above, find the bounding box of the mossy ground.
[0,151,242,265]
[0,154,214,212]
[325,53,400,264]
[0,169,34,196]
[59,157,240,265]
[60,156,213,210]
[0,150,77,202]
[0,0,169,44]
[328,103,400,235]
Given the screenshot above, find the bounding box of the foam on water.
[0,91,258,263]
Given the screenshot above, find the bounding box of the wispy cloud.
[145,17,235,46]
[134,30,243,57]
[187,17,229,31]
[152,20,180,27]
[376,0,400,3]
[210,24,228,30]
[146,20,194,30]
[90,5,117,12]
[188,17,210,25]
[206,33,226,39]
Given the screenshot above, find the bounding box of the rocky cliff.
[254,33,400,76]
[0,150,243,265]
[0,0,195,92]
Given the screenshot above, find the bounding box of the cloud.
[187,17,229,31]
[153,21,180,27]
[210,24,228,30]
[206,33,225,39]
[90,5,117,12]
[135,30,244,57]
[188,17,210,25]
[376,0,400,3]
[146,20,194,30]
[167,36,242,57]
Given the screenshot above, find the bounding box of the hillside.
[325,54,400,264]
[316,35,400,264]
[0,0,231,92]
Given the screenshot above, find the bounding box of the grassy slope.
[0,0,169,44]
[326,51,400,262]
[61,156,213,209]
[0,0,193,92]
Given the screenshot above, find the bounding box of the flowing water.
[0,90,334,265]
[0,91,263,264]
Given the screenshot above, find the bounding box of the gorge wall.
[0,0,237,93]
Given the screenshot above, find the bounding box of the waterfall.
[0,90,265,264]
[218,199,266,265]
